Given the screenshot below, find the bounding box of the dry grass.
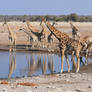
[16,82,38,86]
[0,81,8,85]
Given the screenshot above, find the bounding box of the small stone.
[75,89,81,92]
[2,88,7,92]
[11,86,15,89]
[46,86,50,88]
[75,89,86,92]
[34,87,37,89]
[88,85,91,88]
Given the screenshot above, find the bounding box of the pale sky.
[0,0,92,15]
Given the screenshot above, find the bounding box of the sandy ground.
[0,21,92,45]
[0,22,92,92]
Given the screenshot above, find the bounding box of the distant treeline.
[1,13,92,22]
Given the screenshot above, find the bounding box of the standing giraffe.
[80,36,92,65]
[40,18,83,73]
[39,21,55,50]
[19,28,38,48]
[70,22,92,65]
[3,23,16,52]
[26,21,44,47]
[40,21,54,44]
[70,21,80,40]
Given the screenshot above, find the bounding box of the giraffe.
[69,21,80,40]
[86,41,92,55]
[80,36,92,65]
[19,28,38,48]
[40,18,83,73]
[39,21,56,50]
[3,23,16,52]
[47,22,57,44]
[40,24,50,48]
[26,21,44,47]
[40,21,55,44]
[70,22,92,65]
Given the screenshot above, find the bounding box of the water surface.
[0,51,87,78]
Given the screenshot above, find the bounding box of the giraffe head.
[19,28,24,31]
[52,21,58,26]
[69,21,73,27]
[40,17,46,26]
[2,21,7,26]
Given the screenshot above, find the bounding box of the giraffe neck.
[22,28,31,37]
[46,22,69,42]
[70,23,74,28]
[70,23,78,32]
[7,24,12,35]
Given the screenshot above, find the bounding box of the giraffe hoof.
[60,70,63,73]
[85,63,88,66]
[76,69,79,73]
[68,70,70,73]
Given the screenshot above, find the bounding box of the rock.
[75,89,86,92]
[34,86,37,89]
[2,88,7,92]
[46,86,50,89]
[88,85,91,88]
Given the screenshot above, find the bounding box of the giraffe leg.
[13,51,16,70]
[13,40,16,52]
[14,40,16,52]
[61,49,65,73]
[65,54,70,73]
[9,40,12,52]
[80,56,85,66]
[71,51,77,69]
[85,49,88,65]
[76,51,80,73]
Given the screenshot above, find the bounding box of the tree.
[68,13,79,22]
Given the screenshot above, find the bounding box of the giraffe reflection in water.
[8,52,16,78]
[41,55,47,74]
[27,54,41,76]
[48,54,54,74]
[8,52,56,78]
[27,53,55,76]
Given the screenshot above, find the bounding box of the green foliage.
[67,13,79,22]
[0,13,92,22]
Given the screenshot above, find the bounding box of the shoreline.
[0,63,92,92]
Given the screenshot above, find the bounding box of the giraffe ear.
[43,18,46,23]
[41,17,46,22]
[40,17,46,25]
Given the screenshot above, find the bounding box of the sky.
[0,0,92,15]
